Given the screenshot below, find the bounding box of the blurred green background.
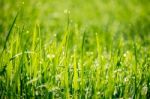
[0,0,150,39]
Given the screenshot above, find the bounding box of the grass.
[0,0,150,98]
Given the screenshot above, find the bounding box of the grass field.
[0,0,150,98]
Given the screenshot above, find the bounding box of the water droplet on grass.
[64,9,70,14]
[22,2,24,5]
[141,85,148,95]
[47,54,55,59]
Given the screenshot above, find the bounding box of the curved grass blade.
[1,12,19,56]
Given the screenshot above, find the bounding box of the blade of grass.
[73,48,78,99]
[1,12,19,56]
[81,31,85,98]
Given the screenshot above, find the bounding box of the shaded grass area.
[0,0,150,98]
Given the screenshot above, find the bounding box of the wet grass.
[0,0,150,98]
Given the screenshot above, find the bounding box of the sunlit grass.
[0,0,150,98]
